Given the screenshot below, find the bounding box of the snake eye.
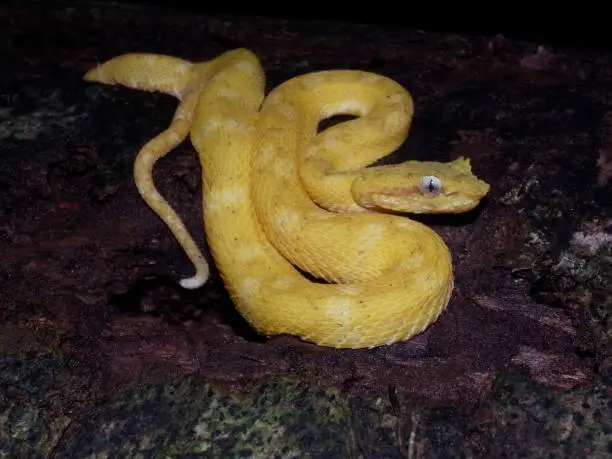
[418,176,443,195]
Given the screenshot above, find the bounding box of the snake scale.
[84,48,490,348]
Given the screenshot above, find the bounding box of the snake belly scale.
[84,48,490,349]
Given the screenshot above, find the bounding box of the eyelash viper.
[84,48,490,348]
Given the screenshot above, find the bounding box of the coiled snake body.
[85,49,490,348]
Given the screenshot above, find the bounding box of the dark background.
[79,1,610,52]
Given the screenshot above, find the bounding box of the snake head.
[352,157,490,214]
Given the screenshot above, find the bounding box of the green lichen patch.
[0,352,93,458]
[471,373,612,458]
[55,376,350,458]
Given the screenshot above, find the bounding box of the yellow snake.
[84,49,490,349]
